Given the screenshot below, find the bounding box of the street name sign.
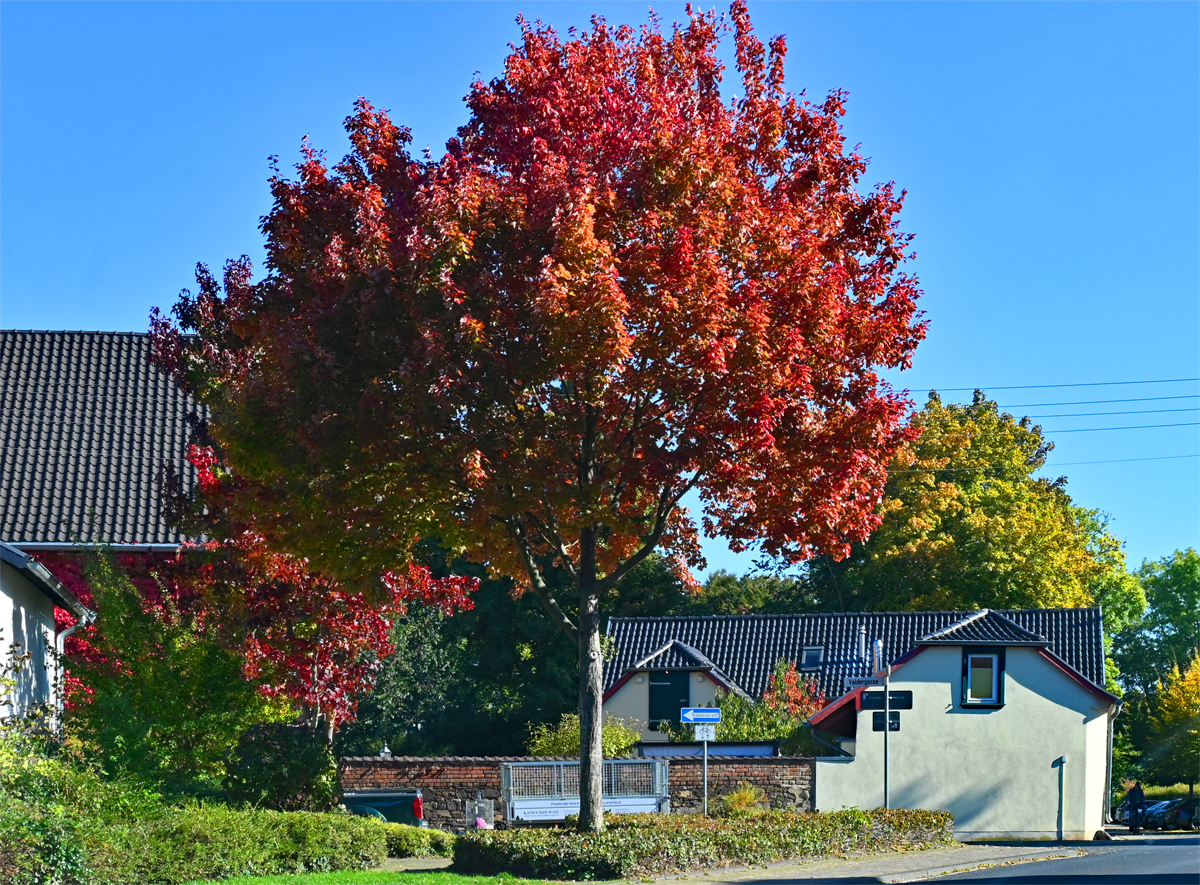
[844,676,885,690]
[694,724,716,741]
[681,707,721,723]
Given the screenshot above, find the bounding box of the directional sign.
[681,707,721,723]
[872,711,900,732]
[844,676,885,690]
[861,690,913,711]
[694,724,716,741]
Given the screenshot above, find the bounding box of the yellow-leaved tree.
[1145,656,1200,794]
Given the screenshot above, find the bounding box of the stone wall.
[339,755,814,828]
[666,756,813,814]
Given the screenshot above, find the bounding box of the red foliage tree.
[152,2,924,828]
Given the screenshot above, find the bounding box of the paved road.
[937,835,1199,884]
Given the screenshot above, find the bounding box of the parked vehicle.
[1140,800,1176,829]
[1152,797,1199,831]
[1112,799,1129,824]
[343,789,427,826]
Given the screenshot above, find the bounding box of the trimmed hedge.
[1,738,386,884]
[454,809,955,880]
[382,823,457,858]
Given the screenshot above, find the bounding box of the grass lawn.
[186,872,545,885]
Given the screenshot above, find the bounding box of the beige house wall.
[603,670,721,742]
[0,560,58,717]
[814,646,1114,840]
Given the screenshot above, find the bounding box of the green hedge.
[381,823,457,858]
[453,809,955,880]
[1,737,386,884]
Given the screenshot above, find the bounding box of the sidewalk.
[377,841,1090,881]
[655,843,1083,884]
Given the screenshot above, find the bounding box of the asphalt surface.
[936,835,1199,884]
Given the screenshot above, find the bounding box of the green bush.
[1,734,385,884]
[453,808,954,880]
[526,713,642,758]
[382,822,457,858]
[223,723,339,812]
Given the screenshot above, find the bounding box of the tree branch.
[510,519,579,641]
[595,472,701,594]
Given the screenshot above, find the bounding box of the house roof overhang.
[0,541,95,623]
[807,641,1119,737]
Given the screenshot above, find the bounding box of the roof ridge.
[921,609,990,640]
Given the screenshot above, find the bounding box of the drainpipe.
[1105,700,1123,824]
[55,608,96,714]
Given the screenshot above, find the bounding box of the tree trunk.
[577,527,605,832]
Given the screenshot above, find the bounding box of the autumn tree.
[152,3,924,829]
[1144,656,1200,794]
[798,391,1145,629]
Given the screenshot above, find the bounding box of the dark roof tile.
[1,331,202,546]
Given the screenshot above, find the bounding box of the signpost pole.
[703,737,709,815]
[884,664,891,810]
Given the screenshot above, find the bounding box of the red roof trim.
[603,671,635,703]
[1037,648,1120,706]
[808,645,928,726]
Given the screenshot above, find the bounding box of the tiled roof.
[604,608,1107,701]
[1,331,202,546]
[633,640,745,697]
[920,609,1048,645]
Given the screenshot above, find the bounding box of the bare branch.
[509,519,579,641]
[595,472,701,594]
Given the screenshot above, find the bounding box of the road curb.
[876,848,1080,883]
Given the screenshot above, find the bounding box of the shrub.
[526,713,642,758]
[713,782,768,818]
[382,822,457,857]
[223,723,339,811]
[453,808,954,880]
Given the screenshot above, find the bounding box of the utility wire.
[1044,422,1199,433]
[935,378,1199,391]
[1023,408,1199,418]
[1000,394,1200,408]
[889,454,1199,474]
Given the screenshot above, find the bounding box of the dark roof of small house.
[1,330,203,547]
[633,640,745,697]
[920,609,1048,645]
[604,608,1107,701]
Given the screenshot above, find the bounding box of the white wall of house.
[814,646,1114,840]
[0,560,59,717]
[603,670,721,742]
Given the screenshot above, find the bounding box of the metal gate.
[501,759,669,821]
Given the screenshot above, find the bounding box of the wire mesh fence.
[502,759,668,801]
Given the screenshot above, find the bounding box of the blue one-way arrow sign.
[681,707,721,723]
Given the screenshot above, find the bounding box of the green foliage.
[380,823,456,858]
[224,723,339,812]
[454,808,955,879]
[799,392,1145,618]
[66,550,284,796]
[1114,549,1200,696]
[526,713,642,758]
[1142,656,1200,789]
[336,553,580,758]
[0,733,384,884]
[712,782,768,818]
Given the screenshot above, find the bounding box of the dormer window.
[800,647,824,670]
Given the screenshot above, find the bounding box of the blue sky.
[2,1,1197,576]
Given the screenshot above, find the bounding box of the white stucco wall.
[603,670,719,742]
[0,560,59,717]
[814,646,1114,840]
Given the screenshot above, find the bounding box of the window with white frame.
[961,648,1004,706]
[800,646,824,670]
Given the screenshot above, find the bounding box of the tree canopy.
[795,391,1144,622]
[152,2,925,829]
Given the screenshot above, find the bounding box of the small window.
[800,647,824,670]
[961,648,1005,707]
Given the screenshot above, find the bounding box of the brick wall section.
[339,755,814,828]
[665,756,813,814]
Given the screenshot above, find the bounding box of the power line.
[1000,394,1200,408]
[934,378,1199,392]
[1023,408,1199,419]
[1045,422,1199,433]
[889,454,1199,474]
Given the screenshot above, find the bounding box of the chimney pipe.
[858,625,867,661]
[872,639,884,673]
